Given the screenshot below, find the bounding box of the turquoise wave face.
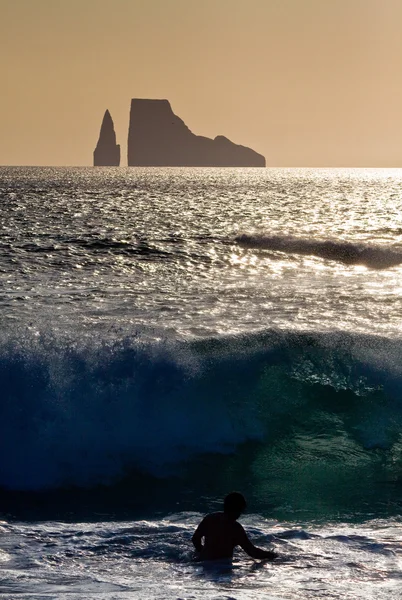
[0,329,401,520]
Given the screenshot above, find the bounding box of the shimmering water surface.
[1,167,402,599]
[1,167,402,337]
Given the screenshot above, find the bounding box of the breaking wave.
[236,234,402,269]
[1,327,402,507]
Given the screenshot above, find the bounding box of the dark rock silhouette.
[93,110,120,166]
[127,99,265,167]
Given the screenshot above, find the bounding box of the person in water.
[192,492,277,561]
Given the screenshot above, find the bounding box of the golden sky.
[1,0,402,166]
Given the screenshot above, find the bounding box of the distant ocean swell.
[236,234,402,268]
[1,329,402,500]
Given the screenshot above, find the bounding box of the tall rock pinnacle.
[93,110,120,166]
[127,99,265,167]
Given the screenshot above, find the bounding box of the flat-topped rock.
[127,99,265,167]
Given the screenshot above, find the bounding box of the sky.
[1,0,402,167]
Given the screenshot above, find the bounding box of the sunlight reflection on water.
[1,166,402,339]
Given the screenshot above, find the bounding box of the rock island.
[127,99,265,167]
[93,110,120,166]
[93,100,265,167]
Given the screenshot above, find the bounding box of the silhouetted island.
[127,99,265,167]
[93,110,120,166]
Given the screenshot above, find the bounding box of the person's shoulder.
[204,511,224,522]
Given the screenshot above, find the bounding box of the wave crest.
[1,329,402,493]
[236,234,402,269]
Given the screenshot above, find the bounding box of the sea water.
[0,167,401,599]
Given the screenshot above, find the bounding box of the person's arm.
[192,517,208,553]
[236,523,277,560]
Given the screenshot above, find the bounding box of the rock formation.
[93,110,120,166]
[127,99,265,167]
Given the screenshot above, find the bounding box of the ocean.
[0,166,401,599]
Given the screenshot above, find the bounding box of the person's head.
[223,492,247,520]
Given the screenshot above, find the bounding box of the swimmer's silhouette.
[192,492,277,561]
